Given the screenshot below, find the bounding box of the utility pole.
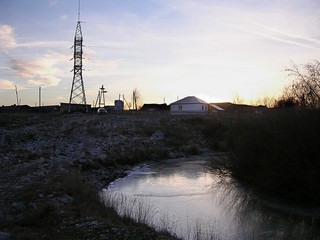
[133,90,136,110]
[123,94,131,110]
[68,0,87,113]
[39,87,41,107]
[132,88,140,110]
[15,85,19,106]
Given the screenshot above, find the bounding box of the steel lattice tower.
[68,5,87,113]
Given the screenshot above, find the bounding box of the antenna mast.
[68,0,88,113]
[94,85,107,108]
[78,0,80,21]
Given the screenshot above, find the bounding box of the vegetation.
[7,169,177,239]
[278,60,320,109]
[223,61,320,207]
[226,109,320,206]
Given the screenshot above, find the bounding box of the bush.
[162,122,194,146]
[226,109,320,206]
[201,119,228,151]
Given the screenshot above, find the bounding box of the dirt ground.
[0,111,210,239]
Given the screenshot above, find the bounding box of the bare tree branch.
[281,60,320,109]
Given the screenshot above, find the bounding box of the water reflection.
[104,155,320,240]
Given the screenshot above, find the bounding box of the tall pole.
[133,91,136,110]
[15,85,19,106]
[39,87,41,107]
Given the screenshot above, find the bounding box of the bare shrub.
[281,60,320,109]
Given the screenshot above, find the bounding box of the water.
[103,155,320,240]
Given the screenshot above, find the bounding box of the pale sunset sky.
[1,0,320,106]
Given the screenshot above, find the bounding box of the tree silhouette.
[281,60,320,109]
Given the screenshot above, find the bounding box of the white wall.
[170,104,208,114]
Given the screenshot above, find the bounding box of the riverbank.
[2,110,319,238]
[0,112,214,239]
[225,109,320,207]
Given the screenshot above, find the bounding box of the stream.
[103,155,320,240]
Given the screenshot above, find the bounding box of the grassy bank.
[0,112,212,239]
[225,109,320,206]
[2,168,177,239]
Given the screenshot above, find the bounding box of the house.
[170,96,223,114]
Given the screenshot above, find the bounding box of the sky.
[1,0,320,107]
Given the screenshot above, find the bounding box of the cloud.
[27,75,60,87]
[10,52,66,87]
[0,24,67,53]
[56,96,65,101]
[157,0,320,51]
[85,56,120,77]
[17,41,68,48]
[48,0,60,7]
[60,15,68,20]
[248,24,320,51]
[0,25,17,52]
[0,79,15,89]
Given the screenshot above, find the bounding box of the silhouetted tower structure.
[68,1,87,113]
[95,85,107,108]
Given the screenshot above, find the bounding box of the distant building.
[0,105,31,112]
[140,103,169,112]
[60,103,91,113]
[114,100,124,112]
[208,103,224,113]
[170,96,223,115]
[212,102,266,114]
[33,105,59,112]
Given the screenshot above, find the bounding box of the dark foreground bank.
[0,112,214,239]
[2,109,318,239]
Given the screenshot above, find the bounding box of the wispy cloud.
[0,25,17,53]
[60,15,68,20]
[10,52,67,87]
[17,41,68,48]
[48,0,60,8]
[0,79,15,90]
[238,22,320,51]
[158,0,320,52]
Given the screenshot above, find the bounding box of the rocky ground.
[0,111,213,239]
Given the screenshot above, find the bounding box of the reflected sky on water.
[106,156,320,240]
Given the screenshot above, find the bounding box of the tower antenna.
[94,85,107,108]
[68,0,88,113]
[78,0,80,21]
